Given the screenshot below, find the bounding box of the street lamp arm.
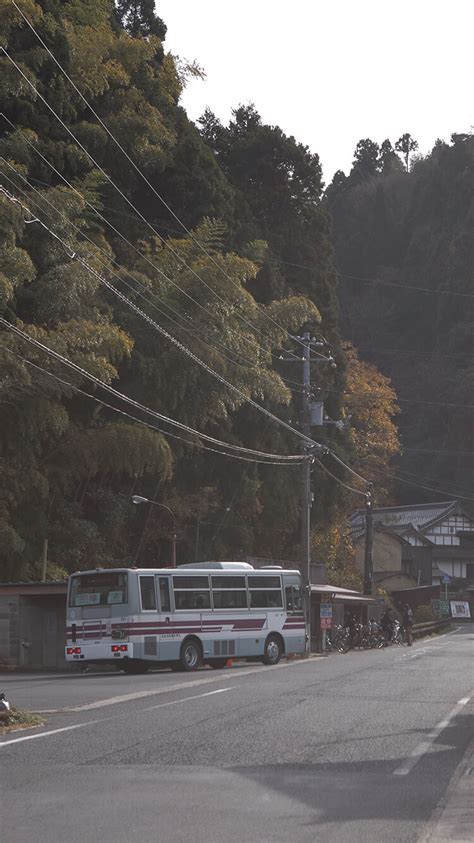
[132,496,175,529]
[131,495,177,567]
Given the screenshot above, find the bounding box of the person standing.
[380,606,393,642]
[402,604,414,646]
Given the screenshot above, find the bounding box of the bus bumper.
[65,642,134,662]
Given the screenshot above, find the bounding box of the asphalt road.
[1,625,472,843]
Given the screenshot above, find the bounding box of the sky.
[157,0,474,184]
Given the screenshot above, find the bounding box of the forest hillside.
[0,0,403,581]
[326,135,473,505]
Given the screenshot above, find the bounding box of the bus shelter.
[309,584,380,652]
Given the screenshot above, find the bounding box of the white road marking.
[53,658,312,713]
[0,688,235,750]
[0,719,102,748]
[393,694,472,776]
[143,687,234,711]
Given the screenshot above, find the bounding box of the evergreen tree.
[395,133,418,172]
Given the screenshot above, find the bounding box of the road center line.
[393,694,472,776]
[0,719,103,749]
[143,687,234,712]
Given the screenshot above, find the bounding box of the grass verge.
[0,705,43,735]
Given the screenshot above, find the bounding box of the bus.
[65,562,306,673]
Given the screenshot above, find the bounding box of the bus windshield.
[69,572,128,607]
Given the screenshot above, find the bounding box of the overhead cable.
[0,187,334,456]
[0,345,300,467]
[0,159,263,373]
[1,47,304,363]
[369,465,474,503]
[311,455,369,498]
[0,115,266,370]
[0,316,306,463]
[10,2,314,358]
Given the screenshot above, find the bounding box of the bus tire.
[180,637,203,672]
[123,659,149,675]
[262,634,283,666]
[208,658,228,669]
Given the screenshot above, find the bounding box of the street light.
[131,495,177,568]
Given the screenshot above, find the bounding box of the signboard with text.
[320,617,332,629]
[439,600,451,616]
[450,601,471,619]
[320,602,333,619]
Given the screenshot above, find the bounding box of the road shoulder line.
[417,738,474,842]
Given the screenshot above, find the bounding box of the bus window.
[249,590,283,608]
[69,572,128,607]
[173,575,211,611]
[158,577,171,612]
[248,574,282,609]
[140,576,156,611]
[211,575,247,609]
[213,590,248,609]
[174,590,211,610]
[285,585,303,613]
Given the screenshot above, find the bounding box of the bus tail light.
[120,645,128,652]
[111,644,128,653]
[67,647,81,655]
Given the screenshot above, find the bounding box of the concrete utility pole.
[288,332,335,652]
[363,491,374,595]
[301,332,312,594]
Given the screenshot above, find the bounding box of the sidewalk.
[420,739,474,842]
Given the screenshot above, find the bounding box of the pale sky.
[158,0,474,184]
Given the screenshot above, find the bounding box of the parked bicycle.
[326,624,351,653]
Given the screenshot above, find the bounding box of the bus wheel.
[208,658,228,669]
[180,638,202,672]
[123,659,149,675]
[262,634,283,666]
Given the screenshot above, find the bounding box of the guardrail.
[412,618,452,639]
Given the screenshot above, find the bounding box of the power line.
[0,321,306,464]
[402,447,474,457]
[0,116,277,371]
[9,199,327,457]
[338,271,474,300]
[2,187,372,491]
[311,455,369,498]
[1,152,309,395]
[0,345,299,467]
[1,46,305,364]
[0,187,336,454]
[18,171,473,303]
[11,1,317,360]
[369,465,474,503]
[1,186,372,490]
[0,159,266,374]
[355,346,473,362]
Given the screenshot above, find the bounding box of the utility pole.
[301,331,312,591]
[286,332,334,653]
[363,489,374,595]
[300,332,314,654]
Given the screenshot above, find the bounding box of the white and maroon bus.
[65,562,306,673]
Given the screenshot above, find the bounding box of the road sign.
[320,602,333,618]
[442,575,451,584]
[320,617,332,629]
[439,600,450,616]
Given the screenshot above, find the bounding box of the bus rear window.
[69,573,128,607]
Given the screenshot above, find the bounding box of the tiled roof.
[350,501,457,532]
